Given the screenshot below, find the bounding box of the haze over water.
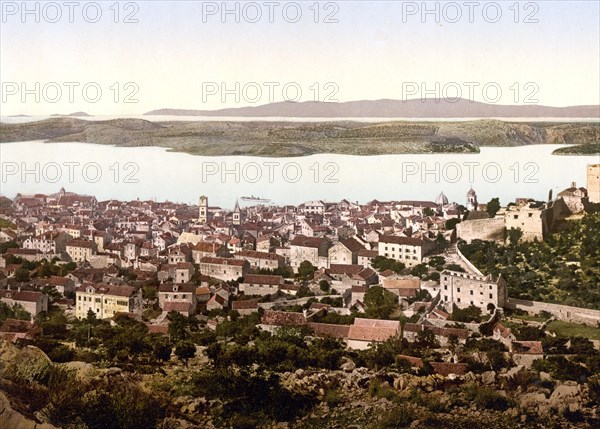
[1,141,596,209]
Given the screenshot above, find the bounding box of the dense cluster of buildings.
[0,164,598,348]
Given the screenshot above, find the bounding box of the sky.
[1,0,599,115]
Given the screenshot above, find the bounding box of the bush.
[368,377,397,401]
[324,389,342,408]
[463,383,511,411]
[47,345,75,363]
[375,405,415,428]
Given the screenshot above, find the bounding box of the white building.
[439,270,507,312]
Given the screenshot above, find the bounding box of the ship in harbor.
[240,195,271,203]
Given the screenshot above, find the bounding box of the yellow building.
[75,284,141,319]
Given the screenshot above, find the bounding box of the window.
[513,215,518,219]
[489,294,493,299]
[457,298,461,303]
[444,285,447,290]
[457,288,461,293]
[470,290,473,295]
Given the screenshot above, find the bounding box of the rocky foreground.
[0,341,598,429]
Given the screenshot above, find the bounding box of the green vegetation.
[371,256,405,273]
[0,301,31,322]
[450,305,484,323]
[546,320,600,341]
[0,219,15,229]
[486,197,501,218]
[364,286,400,319]
[3,118,598,157]
[459,212,600,309]
[553,142,600,155]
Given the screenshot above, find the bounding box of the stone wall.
[456,218,504,244]
[506,298,600,326]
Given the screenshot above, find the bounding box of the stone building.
[158,283,196,315]
[378,235,435,267]
[466,187,478,212]
[199,256,249,281]
[198,195,208,224]
[66,239,97,262]
[503,202,548,242]
[0,289,48,319]
[587,164,600,204]
[439,270,507,311]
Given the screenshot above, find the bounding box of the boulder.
[340,358,356,372]
[481,371,496,385]
[0,391,60,429]
[549,383,582,412]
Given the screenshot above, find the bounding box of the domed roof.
[435,191,448,205]
[467,187,477,196]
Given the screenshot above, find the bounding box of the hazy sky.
[1,1,599,115]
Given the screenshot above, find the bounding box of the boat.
[240,195,271,203]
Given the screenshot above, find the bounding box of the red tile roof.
[261,310,307,326]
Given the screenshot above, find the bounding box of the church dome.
[435,191,449,206]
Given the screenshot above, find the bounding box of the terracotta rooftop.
[308,322,351,339]
[261,310,307,326]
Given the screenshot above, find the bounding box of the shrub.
[375,405,414,428]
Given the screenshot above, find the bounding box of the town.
[0,164,599,428]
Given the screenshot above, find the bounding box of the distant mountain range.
[50,112,92,117]
[145,99,600,118]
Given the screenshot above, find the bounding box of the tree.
[319,280,330,293]
[423,207,435,217]
[410,263,428,278]
[486,197,501,218]
[416,328,438,349]
[0,241,18,254]
[86,308,97,324]
[364,286,398,319]
[14,268,30,282]
[506,227,523,245]
[445,218,461,230]
[298,261,316,280]
[175,340,196,364]
[450,305,482,323]
[371,256,405,274]
[152,340,172,361]
[167,311,189,342]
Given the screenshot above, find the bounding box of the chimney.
[571,182,576,188]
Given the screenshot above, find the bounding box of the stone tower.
[232,199,241,226]
[198,196,208,224]
[466,187,478,211]
[587,164,600,204]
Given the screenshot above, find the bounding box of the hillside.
[1,118,598,157]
